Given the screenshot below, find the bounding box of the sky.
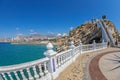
[0,0,120,38]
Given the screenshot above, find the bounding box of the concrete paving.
[56,48,120,80]
[99,49,120,80]
[56,48,115,80]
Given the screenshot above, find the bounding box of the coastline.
[10,41,57,45]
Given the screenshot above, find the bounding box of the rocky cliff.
[56,18,119,52]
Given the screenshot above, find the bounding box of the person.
[107,42,110,47]
[115,41,118,47]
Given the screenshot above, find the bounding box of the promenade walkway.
[56,48,120,80]
[89,48,120,80]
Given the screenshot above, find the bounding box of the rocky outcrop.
[56,18,119,52]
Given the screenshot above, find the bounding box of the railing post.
[33,66,39,79]
[20,70,27,80]
[44,42,57,79]
[14,71,20,80]
[1,73,7,80]
[26,68,34,80]
[93,40,96,50]
[8,72,13,80]
[0,74,2,80]
[69,41,75,49]
[79,40,82,54]
[69,41,75,61]
[38,64,44,78]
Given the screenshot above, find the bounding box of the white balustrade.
[1,73,7,80]
[61,55,64,64]
[0,41,108,80]
[14,71,20,80]
[38,64,44,77]
[87,44,94,50]
[33,65,39,79]
[82,45,88,51]
[57,56,61,67]
[0,57,49,80]
[44,62,48,74]
[56,49,72,68]
[26,68,34,80]
[62,54,65,64]
[8,72,13,80]
[20,69,27,80]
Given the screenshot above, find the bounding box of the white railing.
[0,40,107,80]
[82,44,94,51]
[0,58,50,80]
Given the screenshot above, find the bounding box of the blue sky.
[0,0,120,38]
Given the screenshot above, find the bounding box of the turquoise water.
[0,43,55,66]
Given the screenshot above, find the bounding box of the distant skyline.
[0,0,120,39]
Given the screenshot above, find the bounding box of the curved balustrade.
[96,43,103,49]
[56,49,72,68]
[0,58,50,80]
[0,41,108,80]
[82,44,94,51]
[73,46,80,55]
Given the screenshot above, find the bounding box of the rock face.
[56,18,119,52]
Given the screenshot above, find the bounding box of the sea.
[0,42,55,66]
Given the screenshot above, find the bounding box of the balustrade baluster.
[86,46,88,51]
[66,53,68,61]
[87,44,89,51]
[56,57,58,68]
[0,74,3,80]
[38,64,44,77]
[33,65,39,79]
[20,70,27,80]
[68,52,71,60]
[59,56,61,65]
[66,53,68,60]
[26,68,34,80]
[64,54,66,63]
[61,55,64,64]
[63,53,65,63]
[62,55,65,63]
[44,62,48,74]
[1,73,7,80]
[62,55,64,63]
[14,71,20,80]
[58,56,61,66]
[65,52,68,62]
[8,72,13,80]
[63,54,65,63]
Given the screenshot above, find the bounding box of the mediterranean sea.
[0,43,55,66]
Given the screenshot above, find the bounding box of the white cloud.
[29,29,37,35]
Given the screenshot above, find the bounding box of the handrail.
[56,49,72,56]
[0,57,49,72]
